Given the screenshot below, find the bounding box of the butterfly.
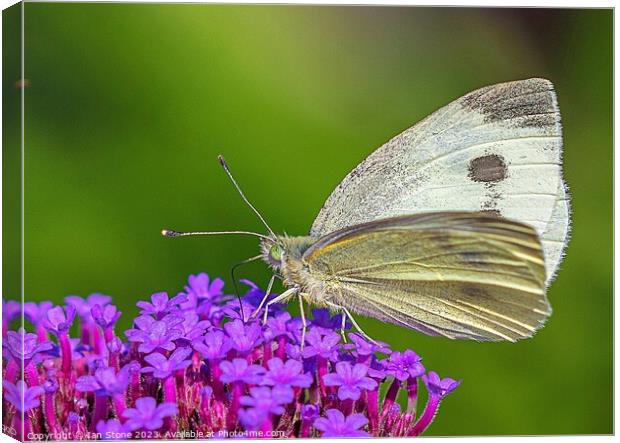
[164,78,570,342]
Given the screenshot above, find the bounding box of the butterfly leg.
[262,286,299,325]
[297,292,308,352]
[249,274,276,321]
[325,301,377,345]
[340,313,348,343]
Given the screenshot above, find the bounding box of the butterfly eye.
[269,244,282,261]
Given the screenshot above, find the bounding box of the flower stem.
[406,376,418,416]
[58,331,73,376]
[409,394,441,436]
[91,394,109,432]
[104,327,115,343]
[200,389,213,429]
[113,393,127,421]
[80,324,91,346]
[12,412,23,441]
[396,412,414,437]
[129,368,141,405]
[275,337,287,360]
[341,399,354,416]
[262,342,272,367]
[5,360,19,384]
[260,413,272,434]
[163,376,178,432]
[44,391,61,436]
[91,326,102,355]
[381,379,401,419]
[227,381,244,429]
[317,357,328,397]
[25,362,40,387]
[300,414,313,438]
[36,325,48,343]
[367,388,379,434]
[176,369,189,424]
[209,359,225,400]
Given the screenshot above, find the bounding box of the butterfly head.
[260,235,315,272]
[260,237,284,269]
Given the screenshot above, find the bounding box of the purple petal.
[75,376,100,392]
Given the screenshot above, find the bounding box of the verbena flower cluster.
[2,273,460,440]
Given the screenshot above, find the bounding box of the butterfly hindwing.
[303,212,549,341]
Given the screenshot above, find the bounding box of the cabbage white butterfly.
[164,78,570,342]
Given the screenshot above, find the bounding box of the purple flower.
[3,380,44,412]
[124,315,155,339]
[219,358,265,384]
[237,408,265,431]
[264,312,292,341]
[314,409,370,437]
[136,292,187,317]
[3,328,53,364]
[237,279,270,307]
[125,314,183,339]
[1,272,460,439]
[224,319,262,353]
[285,342,303,361]
[177,292,200,312]
[310,308,350,333]
[367,356,387,380]
[96,419,132,440]
[176,312,210,341]
[345,333,391,356]
[91,304,122,329]
[162,313,185,328]
[302,404,320,421]
[192,330,232,360]
[65,294,112,321]
[262,358,312,389]
[43,378,59,394]
[122,397,178,431]
[45,305,77,335]
[183,272,224,301]
[302,328,341,360]
[422,371,461,398]
[141,347,192,379]
[323,361,377,401]
[239,386,294,421]
[383,349,425,381]
[76,363,135,396]
[126,319,182,353]
[107,337,123,354]
[3,300,21,322]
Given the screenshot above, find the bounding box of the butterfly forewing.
[310,78,570,285]
[303,212,550,341]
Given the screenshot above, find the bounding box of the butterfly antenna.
[218,155,277,239]
[161,229,271,240]
[230,254,263,324]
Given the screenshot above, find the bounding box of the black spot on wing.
[468,154,507,183]
[460,78,558,128]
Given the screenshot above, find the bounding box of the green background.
[3,5,613,436]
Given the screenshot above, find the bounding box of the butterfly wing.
[303,212,549,341]
[310,78,570,284]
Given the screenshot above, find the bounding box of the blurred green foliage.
[3,5,612,435]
